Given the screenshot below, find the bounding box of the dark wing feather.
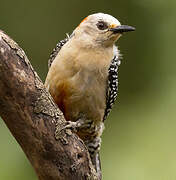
[103,55,121,121]
[48,36,69,69]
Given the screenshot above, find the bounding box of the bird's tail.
[85,137,102,179]
[90,151,102,180]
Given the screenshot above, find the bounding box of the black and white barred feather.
[48,36,69,68]
[103,54,121,121]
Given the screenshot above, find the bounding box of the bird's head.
[74,13,135,47]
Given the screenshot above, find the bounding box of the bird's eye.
[96,21,108,30]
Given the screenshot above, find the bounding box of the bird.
[45,13,135,179]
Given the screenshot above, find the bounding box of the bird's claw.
[61,119,93,132]
[63,121,80,132]
[55,119,94,140]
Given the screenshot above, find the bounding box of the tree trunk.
[0,30,98,180]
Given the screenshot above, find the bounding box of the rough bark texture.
[0,30,98,180]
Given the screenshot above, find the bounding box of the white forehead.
[87,13,121,26]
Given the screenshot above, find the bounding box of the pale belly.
[64,70,107,123]
[55,70,107,140]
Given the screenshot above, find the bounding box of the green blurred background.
[0,0,176,179]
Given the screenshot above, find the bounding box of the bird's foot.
[54,121,77,140]
[63,119,93,131]
[55,119,93,139]
[62,121,80,132]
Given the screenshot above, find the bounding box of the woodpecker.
[45,13,135,178]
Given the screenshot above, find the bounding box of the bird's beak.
[109,25,135,34]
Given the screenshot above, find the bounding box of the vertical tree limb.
[0,30,98,180]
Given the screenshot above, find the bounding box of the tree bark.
[0,30,98,180]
